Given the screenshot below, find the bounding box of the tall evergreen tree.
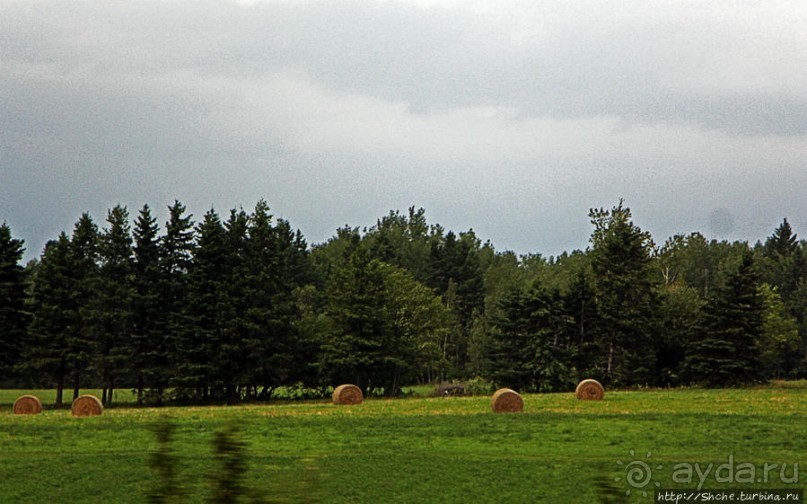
[24,234,73,407]
[180,209,229,401]
[684,251,765,386]
[589,201,659,386]
[763,218,799,259]
[487,283,574,392]
[243,202,309,398]
[67,213,100,400]
[243,200,283,397]
[0,223,28,384]
[218,208,251,404]
[90,205,135,406]
[132,205,163,405]
[759,219,806,320]
[564,267,601,379]
[159,201,195,403]
[319,250,386,393]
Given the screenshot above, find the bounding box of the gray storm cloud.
[1,0,806,259]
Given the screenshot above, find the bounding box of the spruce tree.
[488,283,573,392]
[91,205,135,406]
[764,218,799,259]
[132,205,163,405]
[684,251,765,386]
[219,209,250,404]
[589,201,659,386]
[25,234,73,407]
[159,201,195,403]
[242,200,312,398]
[67,213,100,400]
[180,209,229,401]
[564,268,601,379]
[0,223,28,384]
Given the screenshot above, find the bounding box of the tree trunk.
[607,342,614,379]
[56,376,64,409]
[73,371,80,401]
[136,374,144,407]
[55,359,66,408]
[226,383,237,406]
[102,367,109,406]
[108,377,114,408]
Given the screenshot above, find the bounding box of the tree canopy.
[3,201,805,403]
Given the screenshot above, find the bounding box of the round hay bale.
[13,395,43,415]
[575,379,605,400]
[490,388,523,413]
[71,395,104,417]
[332,384,363,405]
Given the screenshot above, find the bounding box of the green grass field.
[1,384,805,503]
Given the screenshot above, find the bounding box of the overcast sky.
[2,0,806,261]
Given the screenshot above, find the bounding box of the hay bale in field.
[13,395,43,415]
[332,384,363,405]
[490,388,523,413]
[575,379,605,400]
[71,394,104,417]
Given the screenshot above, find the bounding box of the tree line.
[1,200,805,405]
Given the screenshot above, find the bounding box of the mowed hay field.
[1,384,806,503]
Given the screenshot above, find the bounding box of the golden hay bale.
[332,384,363,405]
[13,395,43,415]
[71,395,104,417]
[490,388,523,413]
[575,379,605,400]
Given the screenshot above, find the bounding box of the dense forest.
[1,200,805,406]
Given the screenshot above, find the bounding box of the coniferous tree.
[487,283,574,392]
[684,251,765,386]
[217,208,250,404]
[243,200,282,398]
[589,202,659,386]
[160,201,195,403]
[132,205,164,406]
[564,267,600,379]
[763,218,799,259]
[179,209,227,401]
[0,223,28,384]
[91,205,135,406]
[244,203,308,398]
[67,213,100,400]
[759,219,806,325]
[318,250,388,393]
[25,234,73,407]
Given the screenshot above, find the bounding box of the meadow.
[1,384,805,503]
